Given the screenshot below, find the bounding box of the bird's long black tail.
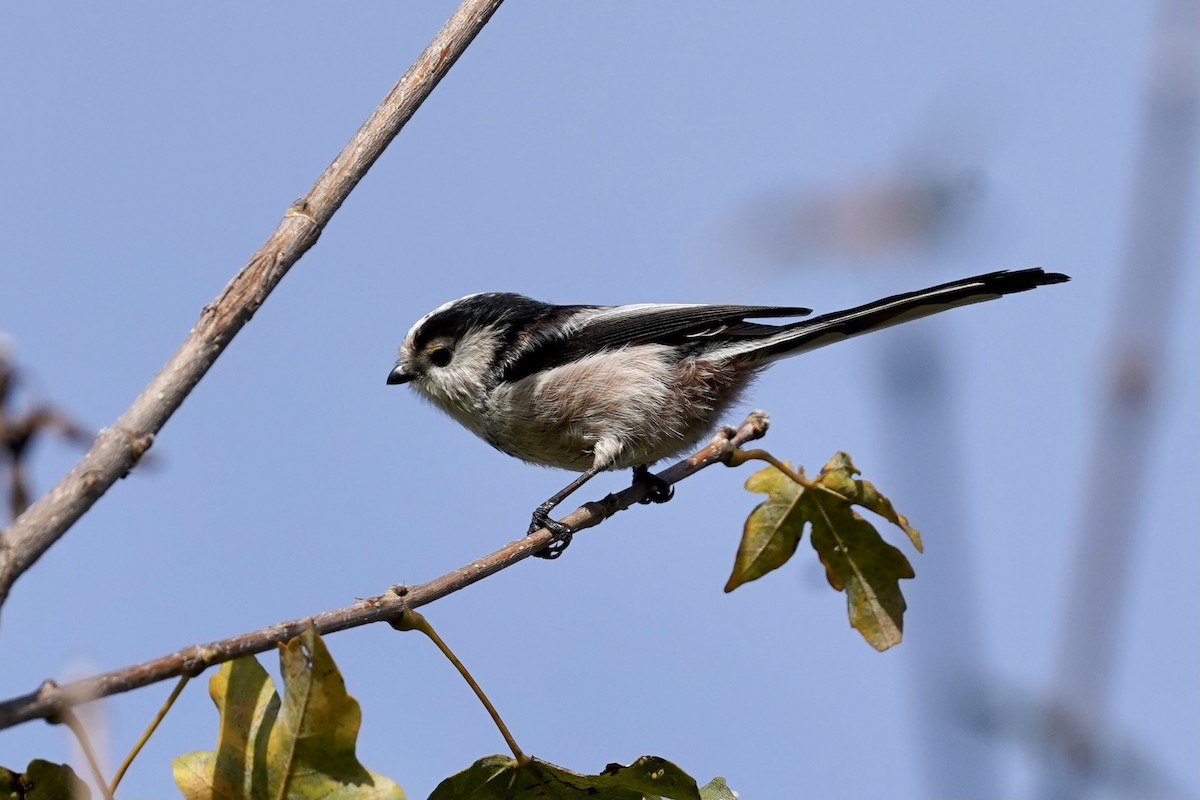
[749,268,1070,363]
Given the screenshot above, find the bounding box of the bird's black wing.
[497,303,811,383]
[573,303,813,349]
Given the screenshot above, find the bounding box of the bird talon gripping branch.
[632,465,674,505]
[528,512,573,559]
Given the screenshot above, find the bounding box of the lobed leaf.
[698,777,737,800]
[0,760,90,800]
[724,463,809,592]
[173,628,404,800]
[429,754,706,800]
[816,451,923,551]
[807,490,914,651]
[732,452,921,650]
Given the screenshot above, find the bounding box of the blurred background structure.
[1,3,1197,799]
[1041,1,1199,797]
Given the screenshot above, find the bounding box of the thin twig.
[0,0,506,611]
[0,412,768,730]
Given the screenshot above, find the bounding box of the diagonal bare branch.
[0,0,505,611]
[0,412,769,730]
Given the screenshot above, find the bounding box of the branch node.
[36,679,58,700]
[182,645,221,676]
[283,199,320,228]
[744,408,770,436]
[113,426,155,471]
[36,682,66,727]
[719,410,770,464]
[79,469,103,497]
[389,608,422,632]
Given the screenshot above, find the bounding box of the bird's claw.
[632,465,674,504]
[528,510,574,559]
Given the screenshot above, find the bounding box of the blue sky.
[2,3,1197,799]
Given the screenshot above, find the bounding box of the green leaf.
[0,760,90,800]
[697,777,736,800]
[429,755,704,800]
[724,462,809,592]
[591,756,700,799]
[173,628,404,800]
[426,755,516,799]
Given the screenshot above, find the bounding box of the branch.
[0,0,506,610]
[0,412,769,731]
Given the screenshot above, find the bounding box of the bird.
[387,268,1069,557]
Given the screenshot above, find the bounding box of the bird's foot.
[632,465,674,504]
[528,507,574,559]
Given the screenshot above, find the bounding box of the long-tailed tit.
[388,268,1068,557]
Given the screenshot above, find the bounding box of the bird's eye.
[429,346,453,367]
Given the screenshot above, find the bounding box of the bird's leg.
[632,464,674,504]
[528,464,605,559]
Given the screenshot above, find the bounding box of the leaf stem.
[732,448,854,504]
[108,675,190,795]
[728,448,813,487]
[394,610,529,765]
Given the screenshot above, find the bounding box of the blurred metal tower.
[1040,1,1200,797]
[876,320,1000,800]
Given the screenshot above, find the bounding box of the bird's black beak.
[386,366,414,385]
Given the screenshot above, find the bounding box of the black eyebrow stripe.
[412,293,556,351]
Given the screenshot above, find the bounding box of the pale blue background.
[1,3,1197,799]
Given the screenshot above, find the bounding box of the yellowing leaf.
[429,754,704,800]
[724,463,809,592]
[733,452,921,650]
[173,628,404,800]
[816,452,923,552]
[807,490,914,651]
